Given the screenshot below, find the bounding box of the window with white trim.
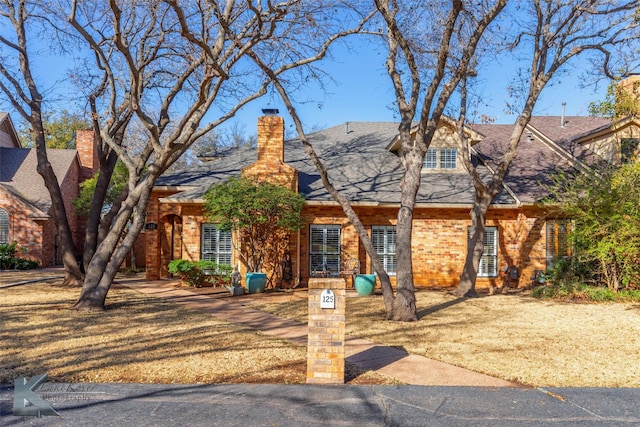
[440,148,457,169]
[201,223,232,266]
[423,149,437,169]
[372,225,396,274]
[546,219,571,269]
[0,208,8,244]
[423,148,457,170]
[468,226,498,277]
[309,224,341,277]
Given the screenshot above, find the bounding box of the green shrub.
[167,259,232,287]
[0,242,38,270]
[533,282,640,302]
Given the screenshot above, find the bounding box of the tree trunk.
[392,149,422,321]
[83,151,118,271]
[73,182,151,310]
[31,116,84,286]
[454,192,492,297]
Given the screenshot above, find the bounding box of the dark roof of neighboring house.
[0,148,78,213]
[471,116,615,204]
[158,116,613,207]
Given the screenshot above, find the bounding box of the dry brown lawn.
[0,278,392,385]
[247,289,640,387]
[2,270,639,387]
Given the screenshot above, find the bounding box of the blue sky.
[2,31,613,137]
[225,41,613,135]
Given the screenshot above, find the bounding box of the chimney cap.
[261,108,279,115]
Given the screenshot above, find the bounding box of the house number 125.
[320,289,335,309]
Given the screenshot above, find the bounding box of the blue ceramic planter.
[246,272,267,293]
[354,274,376,296]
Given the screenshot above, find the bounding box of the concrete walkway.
[127,279,518,388]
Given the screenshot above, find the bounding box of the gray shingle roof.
[158,121,515,206]
[157,116,613,207]
[0,147,78,212]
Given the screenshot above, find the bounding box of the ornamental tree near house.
[203,176,305,287]
[546,162,640,291]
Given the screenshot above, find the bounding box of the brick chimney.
[76,129,99,181]
[242,110,297,191]
[257,111,285,163]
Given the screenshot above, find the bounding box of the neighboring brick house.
[145,110,639,291]
[0,112,97,266]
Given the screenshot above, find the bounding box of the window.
[468,226,498,277]
[201,224,232,266]
[372,226,396,274]
[621,138,639,164]
[0,208,8,244]
[546,219,571,269]
[309,225,341,277]
[423,148,457,170]
[423,149,437,169]
[440,148,457,169]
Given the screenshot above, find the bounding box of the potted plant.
[204,176,304,293]
[354,274,377,296]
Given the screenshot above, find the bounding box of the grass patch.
[0,282,396,385]
[247,289,640,387]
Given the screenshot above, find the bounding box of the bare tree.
[252,1,505,320]
[454,0,640,297]
[62,0,373,311]
[373,0,513,319]
[0,0,85,285]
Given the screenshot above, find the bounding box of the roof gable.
[386,117,484,153]
[0,112,21,148]
[0,147,79,212]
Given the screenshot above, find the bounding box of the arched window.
[0,208,9,244]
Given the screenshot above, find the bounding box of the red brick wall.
[145,114,549,289]
[299,204,548,290]
[0,188,50,266]
[76,129,98,181]
[147,200,549,289]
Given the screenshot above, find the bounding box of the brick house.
[144,109,640,291]
[0,112,97,266]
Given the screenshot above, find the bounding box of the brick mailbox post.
[306,278,346,384]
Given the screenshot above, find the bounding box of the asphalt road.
[2,382,640,426]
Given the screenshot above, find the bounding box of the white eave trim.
[159,197,205,204]
[153,186,197,192]
[157,196,523,210]
[303,200,521,209]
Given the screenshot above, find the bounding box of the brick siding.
[145,115,549,289]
